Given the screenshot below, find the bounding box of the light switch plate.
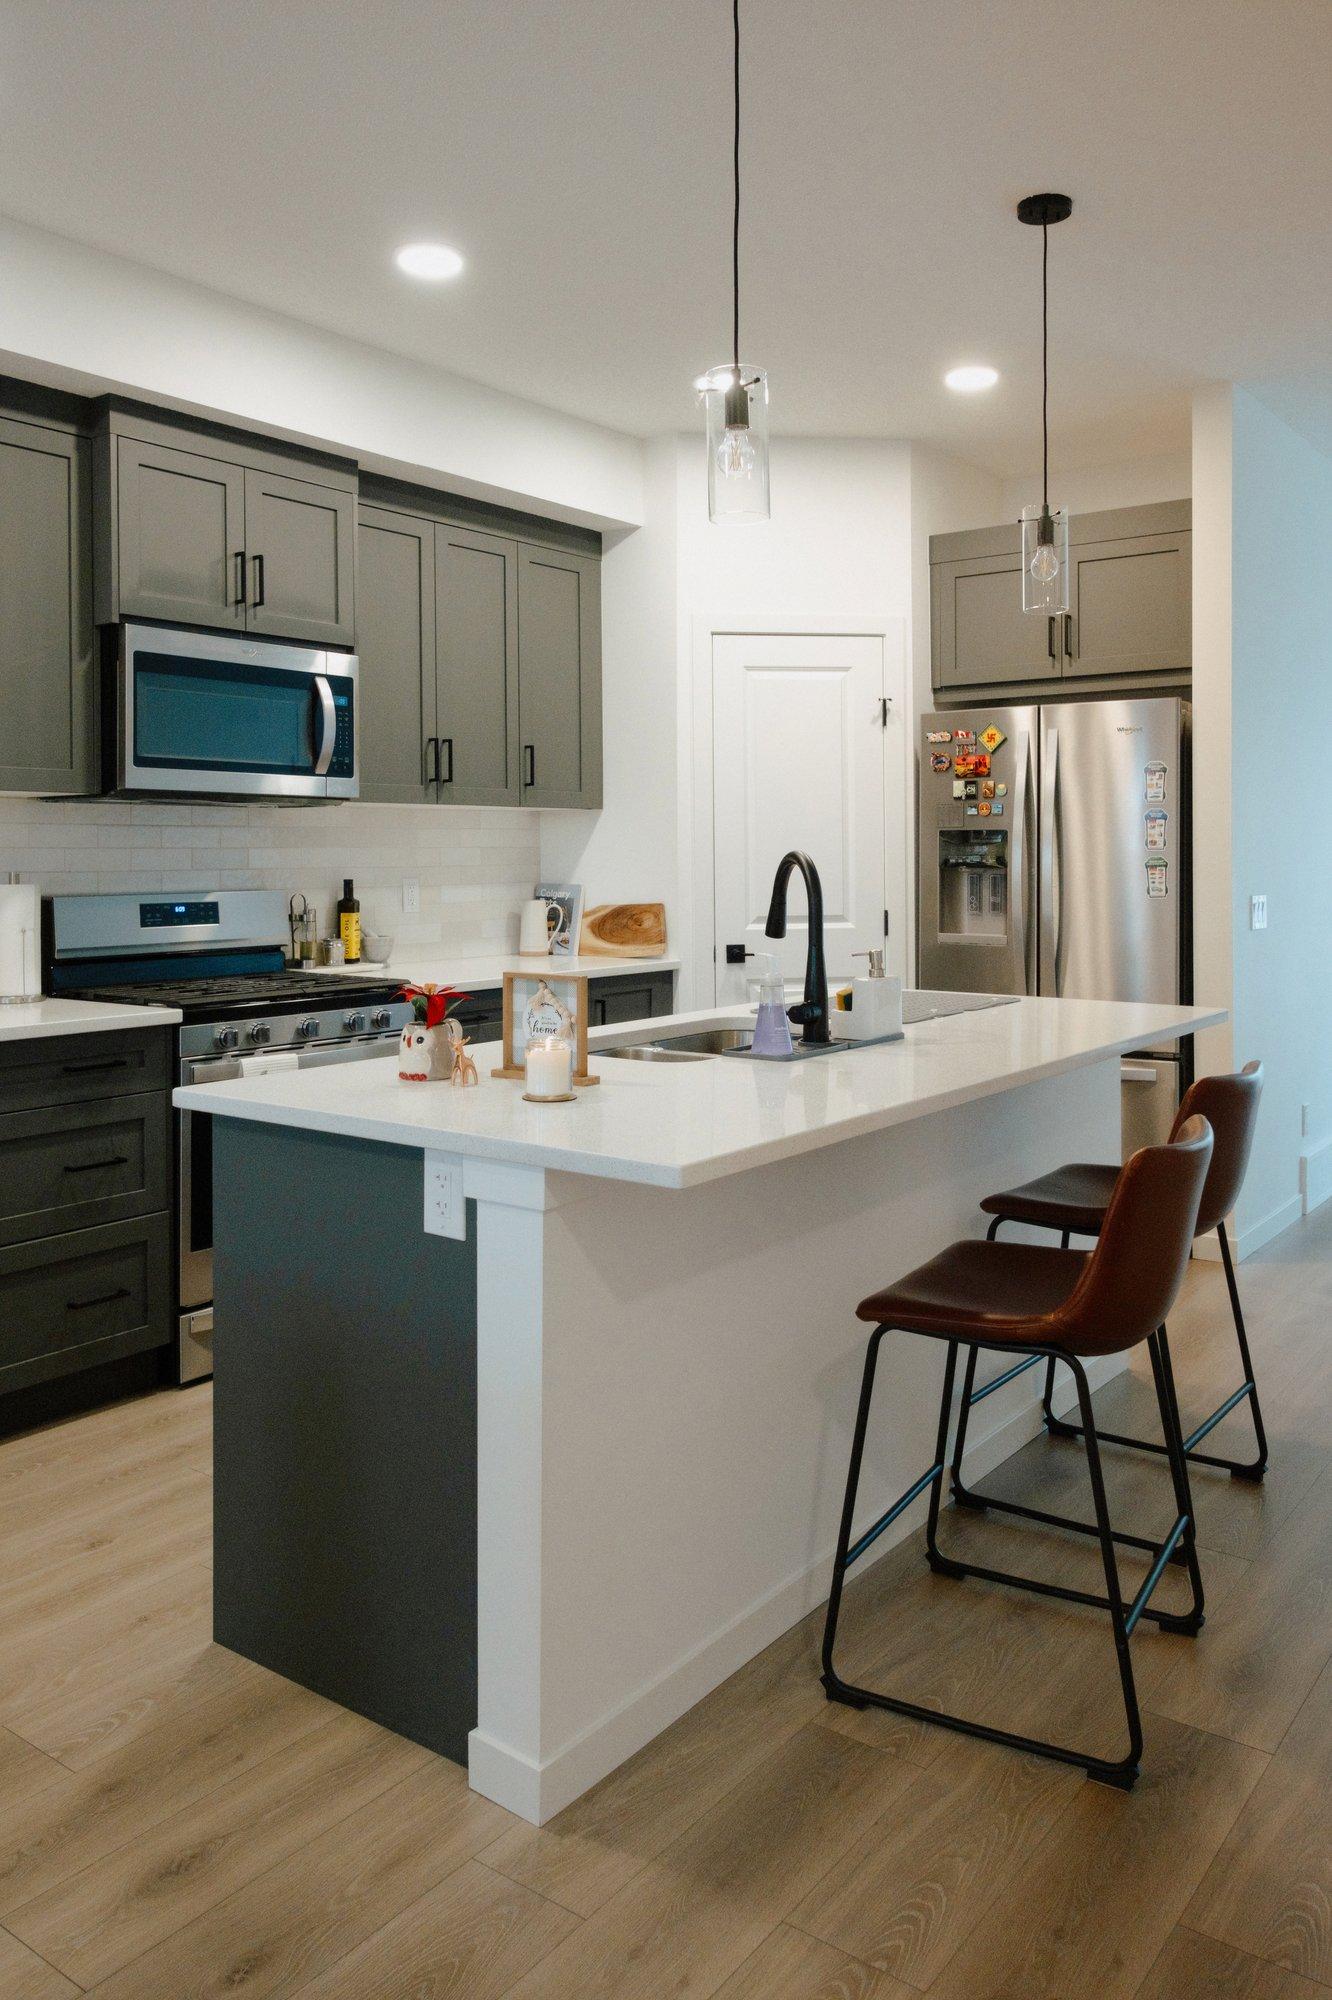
[423,1152,465,1240]
[1250,894,1268,931]
[402,878,421,915]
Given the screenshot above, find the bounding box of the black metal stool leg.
[1147,1327,1205,1633]
[1217,1219,1269,1479]
[1069,1356,1143,1785]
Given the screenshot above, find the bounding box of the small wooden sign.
[491,969,600,1087]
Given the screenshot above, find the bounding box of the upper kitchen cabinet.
[437,526,520,806]
[95,406,357,647]
[931,501,1191,697]
[356,505,437,804]
[0,410,95,796]
[517,544,602,809]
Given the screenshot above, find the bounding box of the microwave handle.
[313,676,336,776]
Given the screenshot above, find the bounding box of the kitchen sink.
[597,1043,714,1063]
[598,1023,903,1064]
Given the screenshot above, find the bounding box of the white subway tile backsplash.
[0,798,543,956]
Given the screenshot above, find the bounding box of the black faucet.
[765,851,829,1045]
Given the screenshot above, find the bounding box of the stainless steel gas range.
[45,890,413,1383]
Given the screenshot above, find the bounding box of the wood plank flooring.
[0,1203,1329,1997]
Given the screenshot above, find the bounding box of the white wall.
[0,216,643,532]
[1229,388,1332,1241]
[998,449,1191,524]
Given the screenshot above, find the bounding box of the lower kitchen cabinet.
[452,972,673,1047]
[0,1028,173,1409]
[0,412,95,795]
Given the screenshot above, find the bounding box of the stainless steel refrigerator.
[918,697,1191,1152]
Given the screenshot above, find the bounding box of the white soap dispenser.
[843,949,904,1043]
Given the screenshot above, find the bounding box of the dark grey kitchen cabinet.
[437,526,521,806]
[931,501,1191,696]
[517,544,602,809]
[356,505,436,803]
[932,551,1063,690]
[589,974,674,1026]
[112,436,246,630]
[1063,524,1191,680]
[243,467,356,647]
[96,407,357,645]
[0,414,95,795]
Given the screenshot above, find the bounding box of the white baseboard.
[1194,1193,1303,1263]
[467,1354,1120,1825]
[1301,1138,1332,1219]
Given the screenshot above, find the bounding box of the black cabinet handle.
[1064,612,1075,659]
[63,1155,129,1175]
[424,736,439,785]
[1047,616,1057,662]
[234,550,247,607]
[524,744,536,789]
[251,553,266,609]
[60,1058,130,1076]
[440,737,454,785]
[67,1287,132,1313]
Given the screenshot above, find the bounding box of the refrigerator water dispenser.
[937,829,1008,943]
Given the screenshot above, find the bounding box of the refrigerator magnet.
[974,753,991,777]
[1145,762,1167,804]
[995,781,1008,797]
[1144,809,1167,851]
[1146,859,1169,897]
[979,724,1007,752]
[926,730,953,744]
[964,779,979,800]
[992,802,1004,816]
[980,779,995,799]
[952,779,966,799]
[977,801,992,817]
[954,728,977,745]
[931,753,952,773]
[965,804,979,816]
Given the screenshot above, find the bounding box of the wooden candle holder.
[491,969,601,1087]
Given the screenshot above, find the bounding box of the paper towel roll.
[0,882,40,1003]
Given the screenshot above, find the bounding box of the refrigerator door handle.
[1010,727,1034,993]
[1039,726,1059,991]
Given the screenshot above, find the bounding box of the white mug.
[519,899,552,955]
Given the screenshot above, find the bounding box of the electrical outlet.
[402,877,421,915]
[423,1152,465,1240]
[1250,894,1267,931]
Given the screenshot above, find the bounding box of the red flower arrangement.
[398,983,471,1029]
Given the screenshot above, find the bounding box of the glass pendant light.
[697,0,770,523]
[1017,192,1072,614]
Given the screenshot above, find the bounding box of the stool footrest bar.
[1124,1515,1189,1636]
[967,1353,1044,1405]
[846,1462,943,1569]
[950,1479,1188,1564]
[930,1546,1199,1633]
[1183,1381,1256,1452]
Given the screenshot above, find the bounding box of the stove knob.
[214,1027,239,1051]
[343,1010,366,1034]
[371,1007,392,1030]
[296,1017,320,1039]
[247,1022,272,1046]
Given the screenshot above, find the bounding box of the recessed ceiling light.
[394,242,465,282]
[944,364,999,393]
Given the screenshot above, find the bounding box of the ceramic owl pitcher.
[397,984,470,1082]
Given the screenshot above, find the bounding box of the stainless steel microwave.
[111,623,358,801]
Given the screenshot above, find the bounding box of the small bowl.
[362,931,394,964]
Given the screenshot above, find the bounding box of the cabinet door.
[356,507,436,804]
[0,418,95,795]
[435,527,520,806]
[116,436,246,629]
[517,545,602,807]
[933,554,1062,689]
[244,468,356,646]
[1064,531,1191,678]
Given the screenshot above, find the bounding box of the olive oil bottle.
[337,878,361,963]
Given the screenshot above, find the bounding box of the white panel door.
[712,631,890,1006]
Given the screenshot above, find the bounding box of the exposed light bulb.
[717,423,758,481]
[1029,540,1060,586]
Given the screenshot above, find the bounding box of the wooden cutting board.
[579,902,667,957]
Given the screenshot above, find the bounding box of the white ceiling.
[1,0,1329,474]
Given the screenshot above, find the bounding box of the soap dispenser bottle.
[845,948,904,1042]
[750,951,795,1058]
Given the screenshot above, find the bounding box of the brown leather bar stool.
[820,1117,1213,1789]
[975,1062,1266,1483]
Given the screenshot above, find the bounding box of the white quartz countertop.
[0,997,182,1042]
[174,995,1225,1190]
[305,952,679,988]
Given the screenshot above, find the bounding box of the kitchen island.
[176,993,1222,1824]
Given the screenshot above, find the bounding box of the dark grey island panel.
[212,1120,477,1765]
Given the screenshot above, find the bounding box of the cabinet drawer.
[0,1028,170,1114]
[0,1213,171,1393]
[0,1091,169,1246]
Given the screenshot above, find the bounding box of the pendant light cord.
[732,0,741,373]
[1041,220,1049,512]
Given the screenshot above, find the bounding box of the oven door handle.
[313,675,336,777]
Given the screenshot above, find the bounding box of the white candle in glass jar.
[525,1034,573,1098]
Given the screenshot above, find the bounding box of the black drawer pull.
[252,552,266,608]
[524,743,536,789]
[67,1287,132,1313]
[63,1155,130,1175]
[60,1058,131,1076]
[234,549,247,607]
[441,736,454,785]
